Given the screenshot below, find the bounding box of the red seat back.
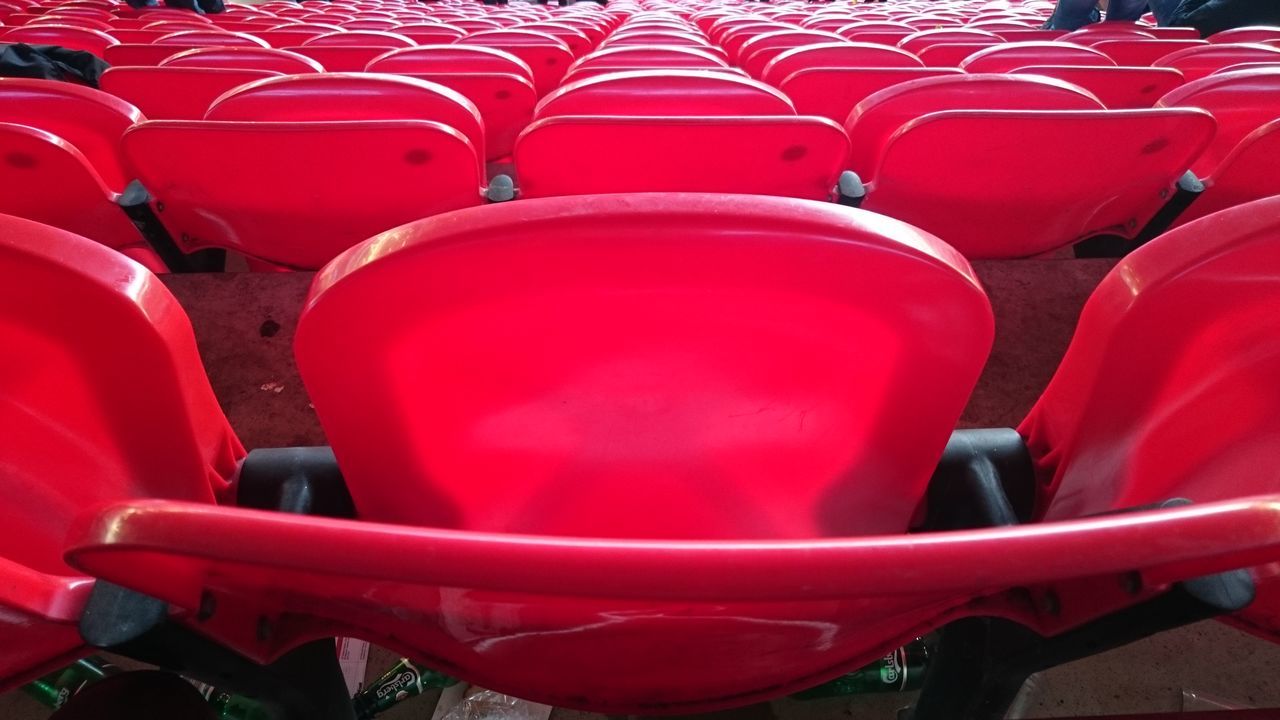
[1154,42,1280,82]
[738,29,847,78]
[896,27,1002,55]
[122,120,483,268]
[0,212,240,690]
[2,23,116,57]
[160,46,325,73]
[458,30,576,96]
[1156,67,1280,177]
[1012,65,1185,109]
[863,109,1215,257]
[0,78,141,193]
[155,29,270,47]
[301,29,415,47]
[845,74,1104,182]
[295,193,992,539]
[565,45,731,79]
[1093,38,1207,66]
[762,41,923,85]
[535,70,795,119]
[102,67,282,121]
[205,73,485,171]
[1210,27,1280,45]
[959,41,1116,73]
[1021,195,1280,640]
[105,43,198,66]
[514,116,849,201]
[782,66,963,124]
[392,72,536,160]
[366,44,535,84]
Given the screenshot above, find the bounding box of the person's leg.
[1046,0,1101,30]
[1104,0,1151,21]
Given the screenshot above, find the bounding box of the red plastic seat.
[205,73,485,173]
[122,119,484,269]
[1210,27,1280,44]
[565,45,731,79]
[160,46,325,74]
[301,29,414,47]
[914,41,1000,66]
[846,75,1215,257]
[761,42,923,86]
[0,213,241,692]
[515,22,593,57]
[101,67,282,121]
[1011,65,1185,109]
[997,29,1071,42]
[1061,27,1156,45]
[959,41,1116,73]
[396,23,468,45]
[155,29,270,48]
[1154,43,1280,82]
[845,74,1105,184]
[534,70,794,119]
[367,44,534,83]
[514,116,848,201]
[458,30,576,97]
[896,27,1002,55]
[339,18,399,31]
[737,30,847,78]
[1093,38,1208,66]
[251,29,329,48]
[26,14,112,30]
[781,67,963,124]
[105,44,200,66]
[1170,119,1280,225]
[1155,67,1280,177]
[63,194,1280,713]
[1021,195,1280,641]
[2,23,116,57]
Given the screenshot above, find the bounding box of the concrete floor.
[2,620,1278,719]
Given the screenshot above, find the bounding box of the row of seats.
[4,191,1280,710]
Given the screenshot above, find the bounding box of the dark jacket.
[0,43,108,87]
[1172,0,1280,37]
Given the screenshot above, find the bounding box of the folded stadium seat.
[0,213,243,695]
[782,67,965,124]
[100,67,283,120]
[1,23,117,57]
[1147,27,1210,40]
[959,41,1117,73]
[104,45,219,66]
[1216,60,1280,73]
[0,79,165,265]
[896,27,1002,55]
[997,29,1071,42]
[339,19,399,31]
[1155,67,1280,182]
[514,119,848,201]
[1010,66,1185,109]
[161,46,326,73]
[457,30,575,97]
[301,29,415,46]
[1092,38,1208,66]
[366,46,535,159]
[26,15,113,31]
[108,29,172,44]
[564,46,733,79]
[1019,195,1280,642]
[1167,119,1280,225]
[123,74,488,269]
[1061,27,1157,45]
[157,30,272,48]
[719,23,792,60]
[122,120,486,269]
[1211,27,1280,44]
[533,70,796,118]
[846,75,1216,258]
[142,21,220,34]
[1154,43,1280,82]
[61,194,1280,714]
[737,29,848,78]
[395,23,468,44]
[251,29,330,48]
[839,29,915,46]
[917,41,1002,66]
[206,73,486,173]
[761,42,924,87]
[514,22,594,57]
[602,32,727,56]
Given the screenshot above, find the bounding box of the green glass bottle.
[190,681,275,720]
[352,658,458,719]
[22,657,116,709]
[792,639,930,699]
